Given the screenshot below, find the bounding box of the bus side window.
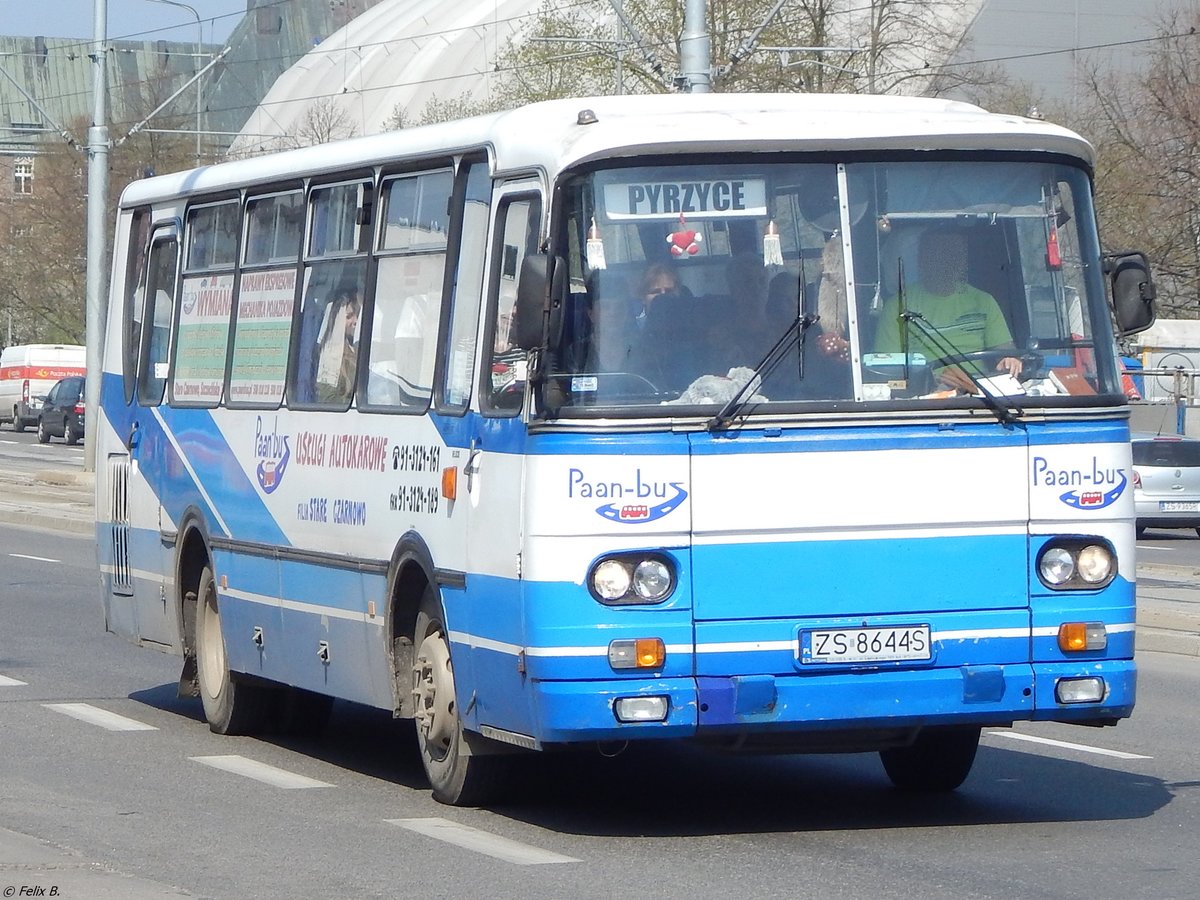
[484,194,542,415]
[291,178,371,408]
[366,168,453,410]
[137,236,179,406]
[229,190,303,408]
[172,200,238,408]
[122,209,151,404]
[293,260,367,407]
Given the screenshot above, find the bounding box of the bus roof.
[120,93,1094,208]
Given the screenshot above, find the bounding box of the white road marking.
[386,818,580,865]
[10,553,59,563]
[190,755,334,789]
[0,675,28,687]
[987,730,1151,760]
[43,703,158,732]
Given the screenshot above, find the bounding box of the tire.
[36,418,50,444]
[64,419,80,446]
[13,415,26,433]
[412,587,510,806]
[880,726,981,792]
[195,566,274,735]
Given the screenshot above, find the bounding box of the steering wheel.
[926,349,1042,375]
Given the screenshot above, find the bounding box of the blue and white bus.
[97,93,1156,805]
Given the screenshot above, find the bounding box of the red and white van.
[0,344,86,432]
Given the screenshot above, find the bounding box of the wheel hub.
[413,632,456,754]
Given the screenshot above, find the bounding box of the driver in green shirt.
[874,229,1023,386]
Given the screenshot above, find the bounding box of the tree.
[0,63,204,347]
[1073,10,1200,318]
[468,0,993,109]
[0,125,89,344]
[292,97,359,148]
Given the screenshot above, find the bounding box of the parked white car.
[1132,432,1200,537]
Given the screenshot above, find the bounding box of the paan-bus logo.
[1032,455,1127,510]
[254,415,291,494]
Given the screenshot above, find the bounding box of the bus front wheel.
[879,725,981,792]
[412,590,508,806]
[195,566,272,735]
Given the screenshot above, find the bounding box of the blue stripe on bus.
[517,418,1130,457]
[426,410,528,454]
[691,532,1031,621]
[1026,420,1130,446]
[101,371,289,546]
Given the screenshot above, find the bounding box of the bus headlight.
[1039,547,1075,585]
[632,559,673,601]
[589,554,676,605]
[1077,545,1113,584]
[1036,539,1116,590]
[592,559,632,601]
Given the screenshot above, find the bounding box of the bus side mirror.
[1105,250,1157,336]
[512,253,567,350]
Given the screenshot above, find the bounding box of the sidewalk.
[0,468,1196,656]
[0,468,94,536]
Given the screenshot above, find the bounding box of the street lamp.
[142,0,202,163]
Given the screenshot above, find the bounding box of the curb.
[1136,627,1200,658]
[32,470,94,488]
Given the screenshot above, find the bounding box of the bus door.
[447,180,542,735]
[107,225,181,648]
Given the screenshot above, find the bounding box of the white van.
[0,344,86,432]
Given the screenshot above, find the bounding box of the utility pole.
[679,0,711,93]
[145,0,203,164]
[84,0,108,474]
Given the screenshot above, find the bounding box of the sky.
[0,1,246,45]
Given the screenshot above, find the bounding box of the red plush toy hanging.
[667,214,702,256]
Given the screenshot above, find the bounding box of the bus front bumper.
[526,660,1135,745]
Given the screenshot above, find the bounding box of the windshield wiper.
[708,252,818,431]
[894,255,1021,426]
[708,311,819,431]
[900,310,1020,425]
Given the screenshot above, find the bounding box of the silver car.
[1132,432,1200,537]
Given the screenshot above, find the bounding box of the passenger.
[873,229,1022,386]
[315,283,361,404]
[635,262,683,323]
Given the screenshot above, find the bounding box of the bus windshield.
[548,157,1119,414]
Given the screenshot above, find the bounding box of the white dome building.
[231,0,545,155]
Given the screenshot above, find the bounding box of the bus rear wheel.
[195,566,273,735]
[879,725,981,792]
[412,590,509,806]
